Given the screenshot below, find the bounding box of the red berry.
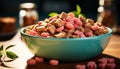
[66,16,74,23]
[40,32,50,37]
[49,59,59,65]
[73,18,82,26]
[80,33,86,38]
[106,63,116,69]
[65,23,74,29]
[99,58,108,63]
[108,58,115,63]
[91,25,99,31]
[87,61,97,69]
[98,63,107,69]
[29,30,38,36]
[85,32,94,37]
[27,59,36,65]
[73,23,79,28]
[75,64,86,69]
[35,57,44,62]
[74,30,82,36]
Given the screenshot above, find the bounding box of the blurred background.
[0,0,120,40]
[0,0,120,26]
[0,0,99,22]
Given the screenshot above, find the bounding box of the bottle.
[97,0,116,29]
[19,3,39,27]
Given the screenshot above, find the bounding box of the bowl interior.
[20,26,112,40]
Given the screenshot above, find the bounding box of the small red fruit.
[35,57,44,62]
[49,59,59,65]
[27,59,36,65]
[75,64,86,69]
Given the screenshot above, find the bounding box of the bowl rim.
[20,26,112,40]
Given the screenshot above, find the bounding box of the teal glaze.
[20,27,112,61]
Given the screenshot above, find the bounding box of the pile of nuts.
[25,12,109,38]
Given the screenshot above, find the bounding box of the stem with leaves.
[71,4,84,17]
[0,44,18,68]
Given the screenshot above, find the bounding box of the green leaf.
[79,14,86,18]
[76,4,81,14]
[48,12,58,17]
[6,51,18,60]
[0,51,3,58]
[71,11,79,17]
[0,45,3,51]
[5,45,15,50]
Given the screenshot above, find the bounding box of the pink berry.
[35,57,44,62]
[80,33,86,38]
[29,30,38,36]
[40,32,50,37]
[27,59,36,65]
[75,64,86,69]
[49,59,59,65]
[73,23,78,28]
[65,23,74,29]
[74,30,82,35]
[91,25,99,31]
[66,16,74,23]
[87,61,97,69]
[74,30,86,38]
[56,26,64,32]
[108,58,115,63]
[73,18,82,26]
[99,58,108,63]
[85,32,94,37]
[98,63,107,69]
[106,63,116,69]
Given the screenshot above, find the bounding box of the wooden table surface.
[103,34,120,58]
[0,32,120,69]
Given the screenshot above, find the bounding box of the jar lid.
[20,3,36,10]
[0,17,16,23]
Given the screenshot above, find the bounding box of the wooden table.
[103,34,120,58]
[0,32,120,69]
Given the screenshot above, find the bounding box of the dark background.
[0,0,119,26]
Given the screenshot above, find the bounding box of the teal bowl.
[20,27,112,61]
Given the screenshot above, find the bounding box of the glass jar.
[97,0,116,28]
[19,3,39,27]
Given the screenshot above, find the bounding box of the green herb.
[0,44,18,68]
[71,4,84,17]
[48,12,58,17]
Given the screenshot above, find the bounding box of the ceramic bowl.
[20,26,112,61]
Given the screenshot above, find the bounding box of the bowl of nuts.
[20,12,112,61]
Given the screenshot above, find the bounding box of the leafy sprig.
[0,44,18,68]
[71,4,84,17]
[48,12,58,17]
